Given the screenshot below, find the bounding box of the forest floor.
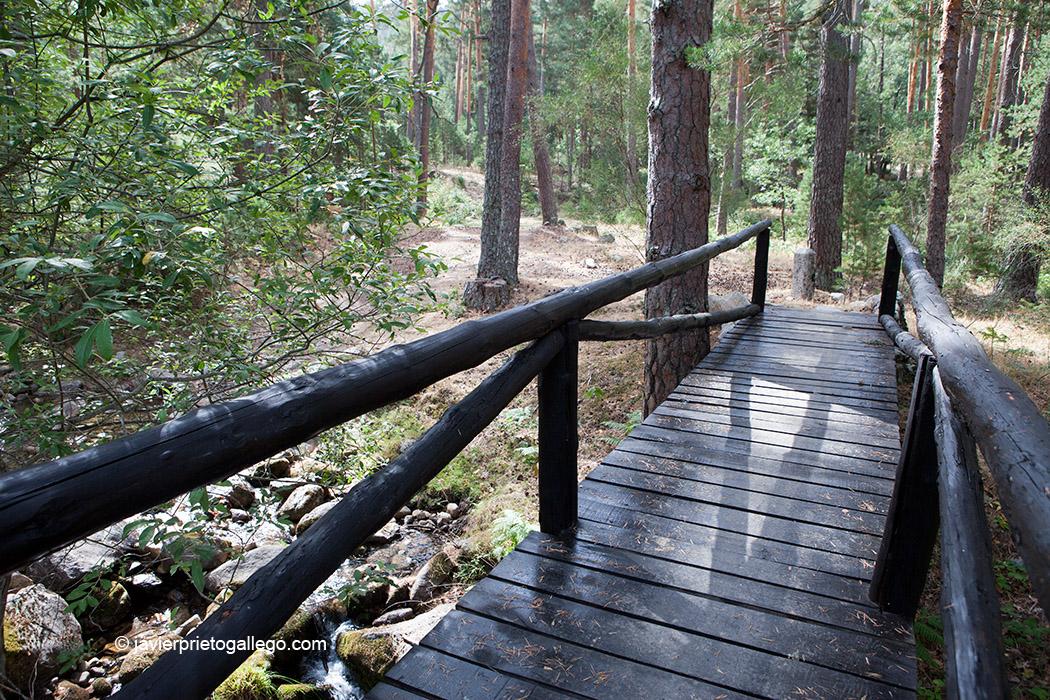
[368,167,1049,698]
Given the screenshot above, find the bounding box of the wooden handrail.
[578,304,760,341]
[0,220,772,575]
[887,224,1050,614]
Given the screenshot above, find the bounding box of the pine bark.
[979,12,1003,137]
[731,0,746,189]
[716,65,738,238]
[526,23,559,226]
[643,0,714,415]
[415,0,439,210]
[807,0,850,290]
[997,69,1050,301]
[407,0,420,144]
[465,0,512,310]
[952,20,982,147]
[992,14,1026,144]
[924,0,962,288]
[846,0,864,134]
[626,0,640,188]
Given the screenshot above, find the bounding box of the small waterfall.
[301,619,364,700]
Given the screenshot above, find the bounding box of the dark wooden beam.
[751,225,771,309]
[538,323,578,534]
[577,304,760,341]
[0,221,772,576]
[118,333,564,700]
[890,224,1050,614]
[880,314,933,363]
[932,369,1009,699]
[869,353,939,617]
[879,235,902,319]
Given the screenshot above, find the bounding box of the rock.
[373,608,415,625]
[407,550,456,603]
[364,520,399,546]
[24,520,140,591]
[394,506,411,522]
[247,452,294,483]
[830,292,845,303]
[8,572,33,591]
[175,614,202,637]
[598,232,616,243]
[289,456,329,478]
[583,258,597,269]
[205,545,286,594]
[75,670,91,684]
[847,294,882,313]
[434,512,452,526]
[708,291,751,315]
[212,650,275,700]
[162,531,231,573]
[246,522,291,549]
[3,584,83,691]
[229,508,251,523]
[82,582,131,633]
[209,476,255,510]
[91,677,113,696]
[126,572,162,591]
[277,484,327,523]
[792,247,816,300]
[445,503,461,518]
[336,632,398,691]
[296,501,338,535]
[574,224,599,236]
[365,529,438,577]
[116,631,181,683]
[53,680,91,700]
[276,683,329,700]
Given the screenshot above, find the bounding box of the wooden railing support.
[538,322,579,534]
[750,224,771,310]
[879,234,902,319]
[870,353,939,617]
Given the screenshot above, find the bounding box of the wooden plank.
[461,576,910,698]
[517,530,906,633]
[489,548,916,689]
[680,374,899,412]
[742,316,889,338]
[707,343,897,373]
[420,609,750,699]
[579,480,882,557]
[629,424,898,477]
[616,436,895,496]
[653,401,901,450]
[761,305,883,326]
[670,383,899,422]
[690,367,898,401]
[601,448,890,514]
[589,463,886,534]
[367,683,428,699]
[663,393,899,438]
[718,330,892,358]
[701,353,898,388]
[378,646,570,700]
[578,497,873,579]
[738,321,892,346]
[643,412,899,463]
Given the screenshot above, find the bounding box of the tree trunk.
[643,0,714,415]
[979,12,1003,137]
[846,0,864,136]
[493,0,531,282]
[731,0,746,189]
[626,0,640,188]
[465,0,512,309]
[992,14,1026,144]
[407,0,420,145]
[415,0,439,211]
[952,20,982,147]
[807,0,850,291]
[925,0,962,289]
[716,64,738,238]
[997,69,1050,301]
[526,23,559,226]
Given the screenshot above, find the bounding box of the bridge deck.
[369,305,917,699]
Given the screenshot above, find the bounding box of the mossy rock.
[275,683,328,700]
[212,649,277,700]
[335,631,397,691]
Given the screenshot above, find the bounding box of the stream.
[300,618,364,700]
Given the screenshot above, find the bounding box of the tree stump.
[463,278,511,312]
[793,247,816,300]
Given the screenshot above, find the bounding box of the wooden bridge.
[1,223,1047,699]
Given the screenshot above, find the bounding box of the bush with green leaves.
[0,1,445,468]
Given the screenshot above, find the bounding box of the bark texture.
[997,69,1050,301]
[952,21,981,147]
[465,0,512,309]
[992,14,1025,143]
[414,0,439,211]
[526,23,559,225]
[925,0,962,288]
[806,0,850,290]
[643,0,714,415]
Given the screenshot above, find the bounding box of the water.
[301,619,364,700]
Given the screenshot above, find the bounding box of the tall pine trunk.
[952,19,982,147]
[464,0,512,310]
[625,0,640,189]
[924,0,962,288]
[807,0,850,291]
[716,64,738,238]
[643,0,714,415]
[997,69,1050,301]
[979,12,1003,137]
[992,13,1026,144]
[415,0,439,211]
[526,23,559,225]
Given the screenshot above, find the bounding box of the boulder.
[372,608,414,626]
[3,584,84,691]
[53,681,91,700]
[205,545,286,594]
[24,520,139,591]
[246,522,291,549]
[81,582,131,633]
[8,572,33,592]
[709,291,751,315]
[445,503,461,518]
[91,677,114,697]
[277,485,327,523]
[209,476,256,510]
[276,683,328,700]
[363,520,399,546]
[116,631,181,683]
[336,604,453,689]
[296,501,338,535]
[407,550,456,604]
[212,649,275,700]
[246,452,294,483]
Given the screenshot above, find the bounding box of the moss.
[335,631,397,691]
[212,650,277,700]
[415,449,484,509]
[275,684,328,700]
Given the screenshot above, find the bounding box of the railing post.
[869,353,939,617]
[538,322,579,534]
[750,223,771,311]
[879,234,902,319]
